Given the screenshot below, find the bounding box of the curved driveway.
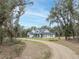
[29,40,79,59]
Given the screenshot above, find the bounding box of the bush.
[13,44,25,57]
[48,38,59,41]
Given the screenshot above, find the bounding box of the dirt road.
[30,40,79,59]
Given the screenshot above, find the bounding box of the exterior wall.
[28,34,33,38]
[42,34,55,38]
[28,34,55,38]
[53,35,55,38]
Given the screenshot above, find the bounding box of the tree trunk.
[0,32,3,44]
[65,36,68,40]
[72,30,75,39]
[0,36,3,44]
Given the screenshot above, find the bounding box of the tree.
[0,0,33,44]
[40,26,51,30]
[48,0,79,40]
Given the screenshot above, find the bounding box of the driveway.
[29,40,79,59]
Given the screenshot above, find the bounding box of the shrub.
[13,44,25,57]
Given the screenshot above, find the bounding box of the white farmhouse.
[27,29,55,38]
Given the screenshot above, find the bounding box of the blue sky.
[19,0,57,28]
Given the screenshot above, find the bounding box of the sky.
[19,0,57,28]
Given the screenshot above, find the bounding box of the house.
[27,29,55,38]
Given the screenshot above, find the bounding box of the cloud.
[25,10,49,18]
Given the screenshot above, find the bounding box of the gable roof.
[28,29,54,35]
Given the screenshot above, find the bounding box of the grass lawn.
[27,37,59,41]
